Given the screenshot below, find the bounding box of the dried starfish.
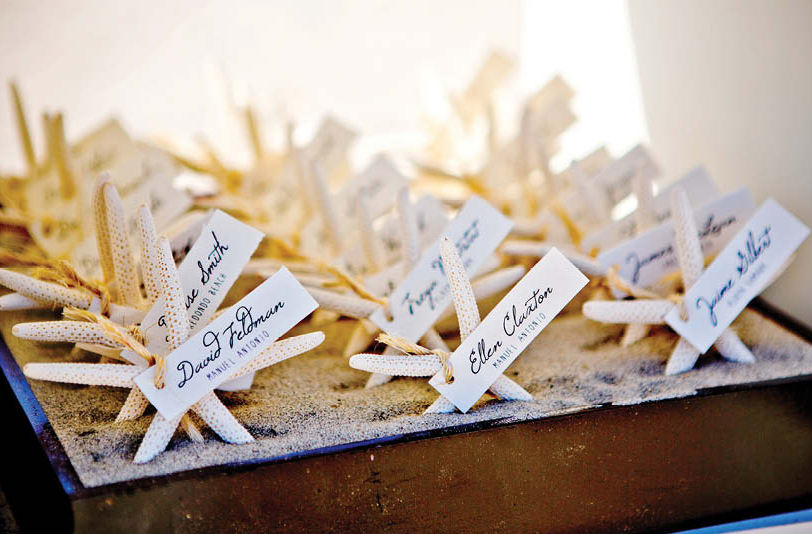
[617,167,658,346]
[0,174,145,322]
[308,188,523,388]
[582,188,755,374]
[23,236,325,462]
[349,235,533,413]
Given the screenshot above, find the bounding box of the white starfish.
[582,188,755,374]
[349,235,533,413]
[0,174,145,323]
[308,187,524,388]
[23,235,324,462]
[613,165,666,347]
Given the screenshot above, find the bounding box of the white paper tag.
[665,199,809,353]
[581,167,720,253]
[598,188,756,290]
[429,248,587,412]
[369,195,512,341]
[135,267,317,420]
[303,116,357,175]
[140,210,264,355]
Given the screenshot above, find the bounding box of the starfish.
[307,187,525,388]
[582,188,755,374]
[614,166,660,346]
[0,174,145,323]
[348,235,533,413]
[23,234,325,462]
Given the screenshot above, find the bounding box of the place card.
[140,210,264,355]
[302,116,357,176]
[598,188,756,290]
[593,144,659,206]
[665,199,809,353]
[581,167,719,253]
[369,195,512,341]
[342,194,448,276]
[297,155,406,260]
[135,267,317,420]
[429,248,588,413]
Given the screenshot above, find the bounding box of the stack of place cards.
[430,248,588,413]
[134,267,318,421]
[369,195,513,341]
[665,199,809,353]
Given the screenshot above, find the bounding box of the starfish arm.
[13,321,120,347]
[0,269,92,309]
[23,362,140,387]
[156,237,191,346]
[489,375,533,401]
[582,300,672,324]
[136,204,161,303]
[364,345,398,388]
[439,266,526,321]
[350,353,442,377]
[510,217,545,237]
[672,188,705,288]
[310,162,344,254]
[420,328,449,352]
[439,235,480,339]
[115,387,150,422]
[365,372,394,388]
[621,323,650,347]
[192,392,253,444]
[0,292,43,311]
[357,194,385,273]
[665,337,701,375]
[632,170,656,231]
[342,320,379,358]
[307,287,379,319]
[133,411,185,464]
[397,187,421,272]
[231,332,326,379]
[714,328,756,364]
[93,175,115,290]
[103,182,142,308]
[423,395,457,414]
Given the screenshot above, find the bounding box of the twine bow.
[376,333,454,384]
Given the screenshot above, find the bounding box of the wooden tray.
[2,298,811,534]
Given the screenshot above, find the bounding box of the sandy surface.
[2,302,811,488]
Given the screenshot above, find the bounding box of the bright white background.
[1,0,808,325]
[0,0,646,172]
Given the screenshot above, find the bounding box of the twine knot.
[376,333,454,384]
[63,307,167,389]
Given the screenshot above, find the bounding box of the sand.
[2,297,812,488]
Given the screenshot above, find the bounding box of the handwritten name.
[695,226,771,325]
[176,301,284,389]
